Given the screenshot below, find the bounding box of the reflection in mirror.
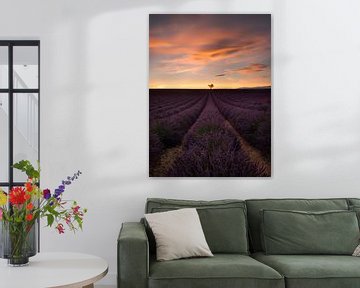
[0,93,9,182]
[0,47,8,89]
[13,93,39,182]
[13,46,38,89]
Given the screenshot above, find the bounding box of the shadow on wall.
[45,0,234,182]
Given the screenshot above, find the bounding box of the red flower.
[25,182,33,192]
[24,193,31,200]
[26,203,34,210]
[56,223,65,234]
[9,187,26,205]
[26,214,33,221]
[72,205,80,215]
[65,214,71,225]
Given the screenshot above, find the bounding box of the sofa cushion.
[145,208,213,261]
[246,198,349,252]
[261,209,359,255]
[149,254,284,288]
[347,198,360,207]
[253,252,360,288]
[347,199,360,229]
[146,198,249,254]
[351,206,360,226]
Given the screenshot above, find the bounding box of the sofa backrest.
[245,198,349,252]
[348,198,360,207]
[145,198,249,254]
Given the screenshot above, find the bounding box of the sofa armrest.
[118,222,149,288]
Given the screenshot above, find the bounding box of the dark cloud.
[150,14,271,36]
[216,73,226,77]
[233,64,269,74]
[209,48,239,58]
[201,39,255,52]
[149,14,271,48]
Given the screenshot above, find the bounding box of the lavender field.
[149,89,271,177]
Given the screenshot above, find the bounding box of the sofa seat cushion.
[253,252,360,288]
[149,254,284,288]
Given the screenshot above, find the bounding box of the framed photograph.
[149,14,271,177]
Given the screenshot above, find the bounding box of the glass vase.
[0,220,37,266]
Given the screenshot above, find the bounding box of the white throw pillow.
[353,244,360,256]
[145,208,213,261]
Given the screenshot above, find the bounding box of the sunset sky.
[149,14,271,89]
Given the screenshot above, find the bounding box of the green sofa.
[118,198,360,288]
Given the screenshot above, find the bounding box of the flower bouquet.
[0,160,87,266]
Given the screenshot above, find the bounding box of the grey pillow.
[261,209,360,255]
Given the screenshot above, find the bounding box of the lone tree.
[208,83,214,89]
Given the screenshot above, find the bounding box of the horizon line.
[149,86,271,90]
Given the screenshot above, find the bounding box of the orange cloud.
[149,39,173,48]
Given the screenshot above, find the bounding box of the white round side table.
[0,252,108,288]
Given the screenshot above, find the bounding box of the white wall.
[1,0,360,285]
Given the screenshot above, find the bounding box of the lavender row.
[214,89,270,112]
[150,94,197,113]
[150,89,203,112]
[150,94,204,120]
[149,92,208,167]
[213,91,271,160]
[166,96,266,177]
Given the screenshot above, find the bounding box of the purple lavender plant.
[167,94,262,177]
[213,89,271,160]
[149,88,271,177]
[54,170,82,199]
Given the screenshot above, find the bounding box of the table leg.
[82,284,94,288]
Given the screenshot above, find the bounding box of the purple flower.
[43,189,51,200]
[54,170,82,199]
[54,189,63,198]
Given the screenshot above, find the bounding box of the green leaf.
[13,160,30,170]
[47,214,54,227]
[75,215,83,230]
[46,205,60,217]
[12,160,40,180]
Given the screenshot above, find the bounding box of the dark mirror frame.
[0,40,40,251]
